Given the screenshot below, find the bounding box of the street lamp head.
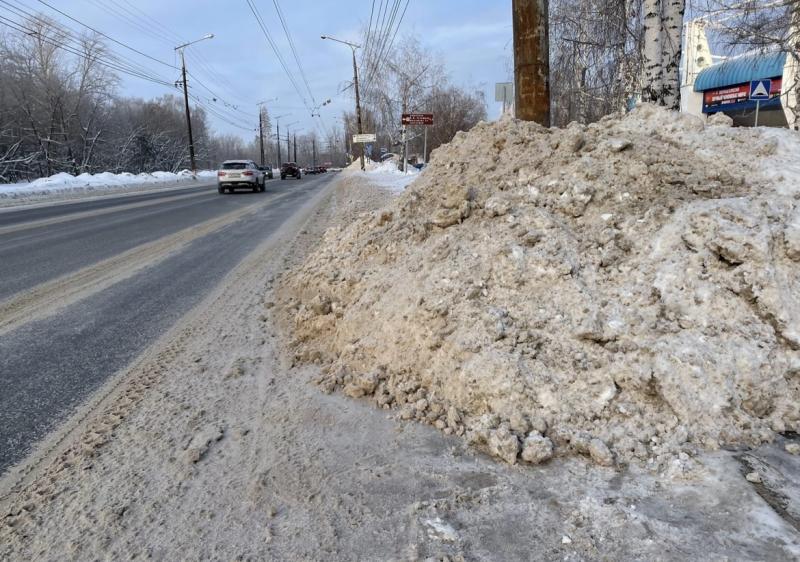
[204,33,215,40]
[321,35,327,40]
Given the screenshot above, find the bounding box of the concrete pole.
[513,0,550,125]
[423,127,428,164]
[276,122,281,165]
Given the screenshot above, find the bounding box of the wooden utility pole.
[352,48,366,171]
[513,0,550,125]
[178,49,197,173]
[321,36,365,169]
[258,108,265,166]
[174,35,213,173]
[276,122,281,165]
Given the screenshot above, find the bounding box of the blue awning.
[694,51,787,92]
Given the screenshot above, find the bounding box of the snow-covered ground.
[2,170,798,561]
[0,170,217,204]
[344,158,420,193]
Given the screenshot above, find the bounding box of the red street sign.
[402,113,434,125]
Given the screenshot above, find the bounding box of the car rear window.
[222,162,247,170]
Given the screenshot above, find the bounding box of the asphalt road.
[0,173,335,474]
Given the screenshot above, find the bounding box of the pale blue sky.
[16,0,514,139]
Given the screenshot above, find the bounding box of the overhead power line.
[362,0,410,93]
[28,0,260,129]
[1,0,174,82]
[245,0,327,138]
[0,14,175,87]
[35,0,176,69]
[268,0,330,137]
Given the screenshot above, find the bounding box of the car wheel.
[217,185,224,194]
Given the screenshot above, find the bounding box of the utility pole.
[512,0,550,125]
[175,34,214,174]
[258,109,265,166]
[257,99,277,166]
[401,101,408,173]
[312,138,316,167]
[274,114,290,167]
[352,49,365,171]
[293,132,297,162]
[321,36,365,171]
[178,51,196,174]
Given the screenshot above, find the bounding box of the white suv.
[217,160,265,193]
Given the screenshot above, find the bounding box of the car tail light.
[243,171,254,176]
[218,171,226,176]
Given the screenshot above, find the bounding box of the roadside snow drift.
[278,104,800,471]
[0,169,217,199]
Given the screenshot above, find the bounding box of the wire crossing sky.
[1,0,512,138]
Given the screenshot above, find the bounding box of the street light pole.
[175,33,214,175]
[321,35,365,171]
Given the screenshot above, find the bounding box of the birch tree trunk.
[642,0,663,104]
[791,3,800,129]
[642,0,684,109]
[660,0,685,110]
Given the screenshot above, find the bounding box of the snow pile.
[1,169,217,197]
[342,158,419,192]
[278,104,800,471]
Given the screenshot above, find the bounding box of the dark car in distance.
[259,165,273,179]
[280,162,302,180]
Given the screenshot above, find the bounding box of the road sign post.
[495,82,513,114]
[400,114,434,169]
[749,79,772,127]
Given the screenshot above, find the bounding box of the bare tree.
[355,33,486,160]
[550,0,645,125]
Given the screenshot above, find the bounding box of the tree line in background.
[1,3,798,183]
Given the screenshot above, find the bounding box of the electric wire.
[35,0,176,69]
[0,15,175,87]
[1,4,256,132]
[1,0,175,81]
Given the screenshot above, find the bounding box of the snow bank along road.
[0,173,336,474]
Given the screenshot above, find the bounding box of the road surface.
[0,173,335,474]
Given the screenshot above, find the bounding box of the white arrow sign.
[352,133,377,143]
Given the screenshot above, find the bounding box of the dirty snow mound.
[277,104,800,471]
